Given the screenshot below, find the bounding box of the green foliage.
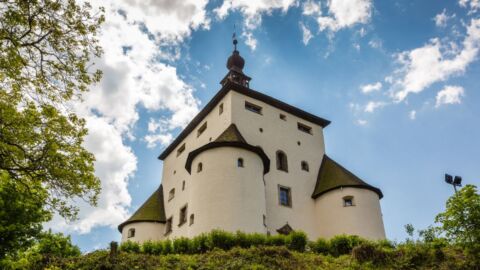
[162,239,173,254]
[189,234,209,253]
[287,231,307,252]
[311,238,330,254]
[119,241,140,253]
[141,241,162,255]
[207,230,235,250]
[172,237,190,254]
[329,234,365,257]
[0,173,50,259]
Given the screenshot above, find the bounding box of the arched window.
[237,158,244,167]
[197,162,203,173]
[276,150,288,172]
[128,228,135,238]
[343,196,354,207]
[189,214,195,225]
[301,161,309,172]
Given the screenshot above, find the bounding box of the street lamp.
[445,174,462,193]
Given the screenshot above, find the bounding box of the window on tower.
[197,162,203,173]
[127,228,135,238]
[197,122,207,137]
[219,103,224,115]
[245,101,262,114]
[165,217,173,235]
[179,205,188,226]
[297,122,312,134]
[168,188,175,201]
[343,196,355,207]
[189,214,195,225]
[301,161,309,172]
[276,150,288,172]
[237,158,244,167]
[177,143,186,157]
[278,185,292,207]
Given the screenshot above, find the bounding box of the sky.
[47,0,480,251]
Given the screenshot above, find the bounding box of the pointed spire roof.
[312,155,383,199]
[215,124,246,143]
[118,185,166,232]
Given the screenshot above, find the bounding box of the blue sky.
[52,0,480,251]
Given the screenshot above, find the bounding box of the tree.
[435,184,480,250]
[0,0,104,258]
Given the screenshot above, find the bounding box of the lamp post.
[445,174,462,193]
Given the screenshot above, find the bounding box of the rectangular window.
[197,122,207,137]
[279,114,286,121]
[177,143,186,157]
[297,122,312,134]
[278,186,292,207]
[245,101,262,114]
[219,103,224,115]
[182,180,185,191]
[128,228,135,238]
[165,217,173,235]
[179,205,188,226]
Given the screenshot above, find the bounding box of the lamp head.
[445,174,453,184]
[453,176,462,186]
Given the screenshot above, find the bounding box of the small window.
[237,158,244,167]
[168,188,175,201]
[301,161,309,172]
[189,214,195,225]
[279,186,292,207]
[197,122,207,137]
[245,101,262,114]
[343,196,354,207]
[182,180,185,191]
[177,143,186,157]
[297,122,312,134]
[276,150,288,172]
[127,228,135,238]
[279,114,286,121]
[179,205,188,226]
[197,162,203,173]
[263,215,267,227]
[219,103,224,115]
[165,217,173,235]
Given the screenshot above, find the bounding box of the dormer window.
[197,122,207,137]
[177,143,185,157]
[297,122,312,134]
[245,101,262,114]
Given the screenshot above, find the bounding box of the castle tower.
[119,37,386,243]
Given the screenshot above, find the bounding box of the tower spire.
[221,27,251,88]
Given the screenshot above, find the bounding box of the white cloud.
[357,119,368,125]
[214,0,297,50]
[48,0,206,234]
[459,0,480,12]
[435,85,465,107]
[368,39,382,49]
[360,82,382,93]
[316,0,373,32]
[303,0,321,16]
[392,19,480,102]
[300,22,314,45]
[409,110,416,120]
[364,101,387,113]
[434,9,453,27]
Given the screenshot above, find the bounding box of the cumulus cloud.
[435,85,465,107]
[459,0,480,12]
[48,0,205,234]
[302,0,321,16]
[360,82,382,93]
[434,9,453,27]
[315,0,373,32]
[300,22,314,45]
[391,18,480,102]
[214,0,297,50]
[364,101,387,113]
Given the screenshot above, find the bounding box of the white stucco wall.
[188,147,267,236]
[121,222,165,243]
[314,187,386,240]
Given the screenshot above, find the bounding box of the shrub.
[235,231,251,248]
[207,230,235,250]
[352,242,390,265]
[329,235,366,256]
[162,239,173,254]
[119,241,140,253]
[266,235,286,247]
[287,231,307,252]
[173,237,190,254]
[142,241,163,255]
[189,234,209,253]
[247,233,267,247]
[312,238,329,254]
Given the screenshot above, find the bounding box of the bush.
[119,241,140,253]
[287,231,307,252]
[311,238,329,254]
[189,234,209,253]
[352,242,390,265]
[266,235,286,247]
[247,233,267,247]
[329,235,366,257]
[235,231,251,248]
[162,239,173,254]
[142,241,162,255]
[207,230,235,250]
[173,237,189,254]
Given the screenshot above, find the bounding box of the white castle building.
[119,39,386,243]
